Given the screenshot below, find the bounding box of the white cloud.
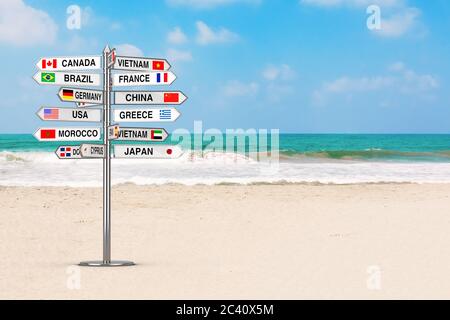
[114,44,144,57]
[222,80,259,97]
[312,63,438,105]
[167,27,188,44]
[372,7,420,38]
[196,21,239,45]
[167,48,193,62]
[0,0,57,46]
[167,0,261,9]
[262,64,296,81]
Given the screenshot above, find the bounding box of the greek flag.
[159,109,171,120]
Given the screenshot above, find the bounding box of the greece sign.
[113,108,181,122]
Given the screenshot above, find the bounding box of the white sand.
[1,183,450,299]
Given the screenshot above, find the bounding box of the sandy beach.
[1,183,450,299]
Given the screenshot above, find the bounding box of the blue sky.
[1,0,450,133]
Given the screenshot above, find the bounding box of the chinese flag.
[152,60,164,70]
[40,129,56,139]
[163,92,179,103]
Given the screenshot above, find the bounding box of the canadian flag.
[42,58,57,69]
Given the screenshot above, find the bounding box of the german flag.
[62,89,74,100]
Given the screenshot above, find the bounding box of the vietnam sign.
[113,108,181,122]
[34,127,102,141]
[36,107,101,122]
[114,145,183,159]
[116,127,168,142]
[113,56,170,72]
[80,144,105,158]
[58,87,103,104]
[114,91,187,105]
[112,72,176,86]
[33,71,101,86]
[55,145,82,159]
[36,56,101,71]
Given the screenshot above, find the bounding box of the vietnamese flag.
[152,60,164,70]
[163,92,179,103]
[40,129,56,139]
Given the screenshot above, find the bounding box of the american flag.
[43,108,59,120]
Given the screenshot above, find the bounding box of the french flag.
[156,72,168,83]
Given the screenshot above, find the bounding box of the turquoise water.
[2,133,450,162]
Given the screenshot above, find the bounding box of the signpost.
[114,108,181,122]
[114,145,183,159]
[116,127,169,142]
[55,145,82,159]
[58,87,103,104]
[36,107,101,122]
[33,71,101,86]
[112,71,176,86]
[114,91,187,105]
[34,45,187,267]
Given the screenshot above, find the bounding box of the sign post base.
[79,260,135,267]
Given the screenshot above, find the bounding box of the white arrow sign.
[33,71,101,86]
[80,144,105,158]
[36,107,101,122]
[55,145,82,159]
[76,102,101,108]
[113,56,170,72]
[34,127,102,141]
[36,56,101,71]
[116,127,169,142]
[112,71,176,87]
[114,108,181,123]
[114,91,187,105]
[114,145,183,159]
[58,87,103,104]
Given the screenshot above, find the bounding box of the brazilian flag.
[41,72,55,83]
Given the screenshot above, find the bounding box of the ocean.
[1,134,450,186]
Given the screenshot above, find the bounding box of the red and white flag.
[42,59,57,69]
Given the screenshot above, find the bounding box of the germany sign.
[58,87,103,104]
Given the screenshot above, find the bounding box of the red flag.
[163,92,179,103]
[42,59,57,69]
[152,60,164,70]
[40,129,56,139]
[164,72,168,82]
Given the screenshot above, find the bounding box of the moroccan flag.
[40,129,56,139]
[151,129,163,140]
[41,72,55,83]
[163,92,179,103]
[42,59,57,69]
[152,60,164,70]
[62,89,74,100]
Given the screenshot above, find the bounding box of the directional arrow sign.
[55,145,82,159]
[76,102,101,108]
[58,87,103,104]
[113,56,170,72]
[34,127,102,141]
[36,56,101,71]
[114,108,181,123]
[108,125,119,140]
[114,145,183,159]
[112,72,176,87]
[114,91,187,105]
[116,127,169,142]
[33,71,101,87]
[36,107,101,122]
[80,144,105,158]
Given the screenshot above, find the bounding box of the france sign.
[58,87,103,104]
[34,127,102,141]
[112,71,176,87]
[114,145,183,159]
[36,107,101,122]
[55,145,82,159]
[80,144,105,158]
[114,91,187,105]
[36,56,101,71]
[113,56,170,72]
[33,71,101,86]
[113,108,181,123]
[116,127,169,142]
